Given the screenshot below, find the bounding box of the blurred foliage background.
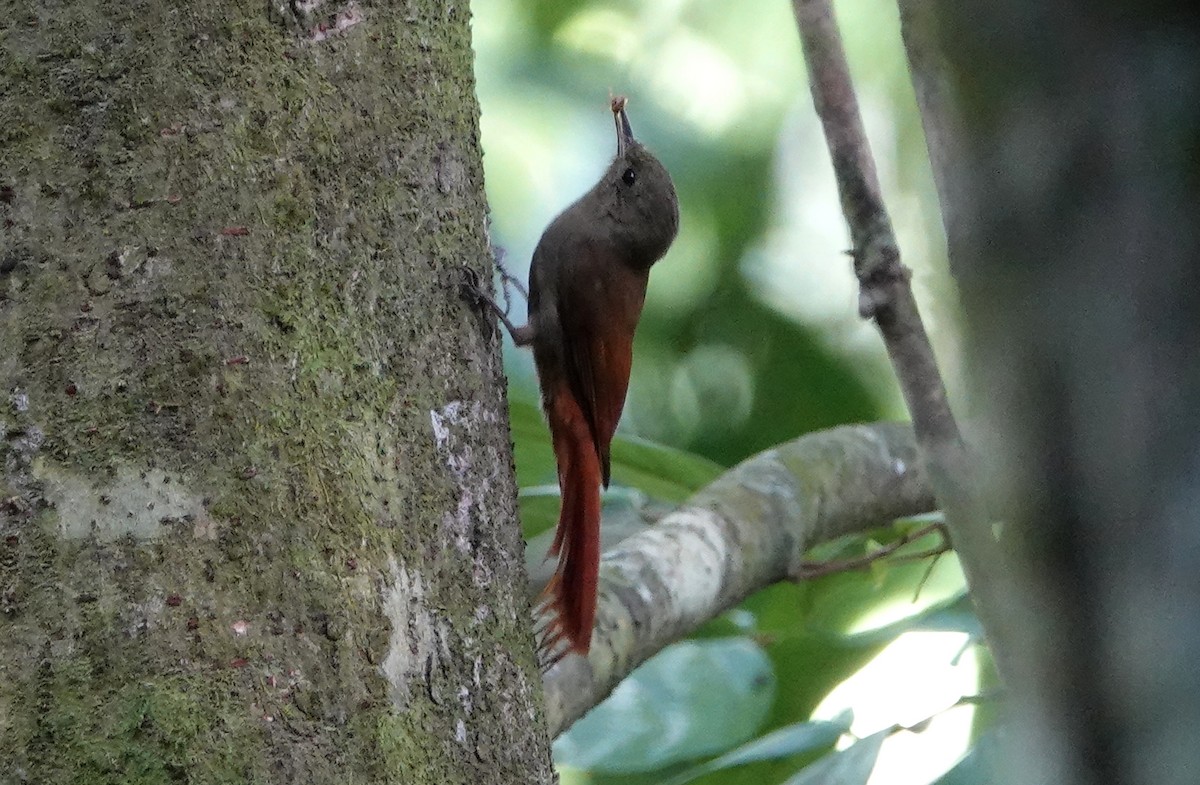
[471,0,994,783]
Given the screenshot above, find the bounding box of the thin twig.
[793,522,947,580]
[912,543,946,602]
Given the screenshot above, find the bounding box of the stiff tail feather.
[536,390,603,668]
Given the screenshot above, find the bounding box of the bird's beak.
[611,95,635,157]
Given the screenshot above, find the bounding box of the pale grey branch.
[542,422,934,737]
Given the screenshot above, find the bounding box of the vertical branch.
[793,0,958,450]
[896,0,967,264]
[791,0,1022,679]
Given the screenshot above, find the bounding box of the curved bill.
[611,95,635,157]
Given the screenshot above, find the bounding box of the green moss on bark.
[29,666,265,785]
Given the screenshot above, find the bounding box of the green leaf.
[552,638,775,774]
[932,724,1007,785]
[512,397,723,500]
[782,728,889,785]
[609,434,724,503]
[907,595,986,642]
[661,711,853,785]
[516,486,562,541]
[715,582,977,785]
[509,397,560,490]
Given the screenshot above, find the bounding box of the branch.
[895,0,967,264]
[791,520,947,580]
[542,422,935,737]
[793,0,957,448]
[792,0,1022,679]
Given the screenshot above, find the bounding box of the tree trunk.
[0,2,554,783]
[924,3,1200,784]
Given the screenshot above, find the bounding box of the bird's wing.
[551,244,645,488]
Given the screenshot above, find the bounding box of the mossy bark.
[0,2,554,783]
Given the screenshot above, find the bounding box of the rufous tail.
[536,389,602,666]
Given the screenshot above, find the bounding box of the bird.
[472,96,679,665]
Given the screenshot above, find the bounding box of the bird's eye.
[621,167,637,186]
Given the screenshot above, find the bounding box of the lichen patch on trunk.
[34,461,208,541]
[381,557,447,710]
